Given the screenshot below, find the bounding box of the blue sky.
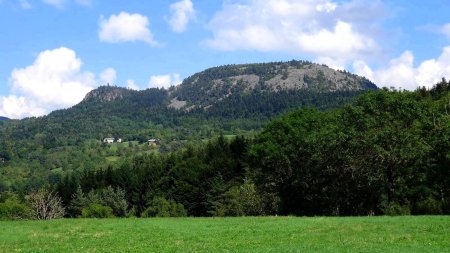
[1,0,450,118]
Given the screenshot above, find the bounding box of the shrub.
[81,204,114,218]
[210,179,265,217]
[27,188,65,220]
[69,186,129,217]
[384,202,411,216]
[141,197,187,218]
[0,196,34,220]
[415,197,442,214]
[98,186,129,217]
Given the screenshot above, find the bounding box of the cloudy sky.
[1,0,450,119]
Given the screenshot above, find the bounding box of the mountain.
[0,61,378,146]
[0,60,378,191]
[0,116,9,121]
[169,60,376,111]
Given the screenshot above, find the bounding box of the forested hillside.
[0,61,376,192]
[50,80,450,217]
[1,79,448,219]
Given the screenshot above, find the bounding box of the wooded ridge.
[1,61,448,218]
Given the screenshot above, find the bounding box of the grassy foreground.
[0,216,448,253]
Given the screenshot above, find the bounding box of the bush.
[415,197,442,214]
[0,196,34,220]
[69,186,129,217]
[98,186,129,217]
[27,188,65,220]
[141,197,187,217]
[210,180,265,217]
[82,204,114,218]
[384,202,411,216]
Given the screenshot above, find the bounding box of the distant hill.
[169,60,376,111]
[0,60,379,191]
[0,116,9,121]
[0,60,377,147]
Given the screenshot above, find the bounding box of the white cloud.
[297,21,376,59]
[205,0,380,64]
[0,95,45,119]
[42,0,66,8]
[100,67,116,85]
[148,74,181,89]
[168,0,195,33]
[99,12,157,45]
[316,2,337,13]
[372,51,416,90]
[1,47,98,119]
[352,60,374,81]
[126,79,140,90]
[353,46,450,90]
[315,56,346,71]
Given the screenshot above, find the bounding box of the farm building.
[103,138,115,144]
[148,138,161,146]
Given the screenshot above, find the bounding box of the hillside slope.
[0,61,377,154]
[169,60,376,110]
[0,60,379,191]
[0,61,378,147]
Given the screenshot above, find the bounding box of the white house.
[103,138,115,144]
[148,138,160,146]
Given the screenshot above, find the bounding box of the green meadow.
[1,216,449,253]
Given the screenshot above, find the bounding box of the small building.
[103,138,115,144]
[148,138,160,146]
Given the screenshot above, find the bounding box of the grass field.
[0,216,449,252]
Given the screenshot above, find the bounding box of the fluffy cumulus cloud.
[100,67,117,85]
[0,47,99,119]
[297,21,376,59]
[0,95,45,119]
[148,74,181,89]
[168,0,196,33]
[205,0,381,64]
[353,46,450,90]
[99,12,157,45]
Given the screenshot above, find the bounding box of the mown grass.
[0,216,448,253]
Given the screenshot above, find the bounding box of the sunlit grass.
[0,216,448,252]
